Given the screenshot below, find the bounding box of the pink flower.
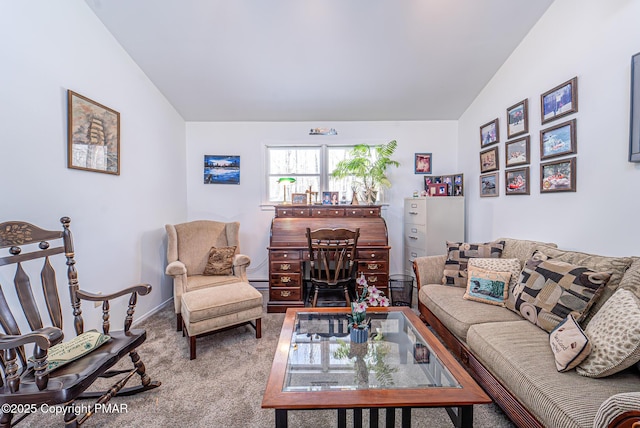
[353,302,367,313]
[378,296,390,307]
[356,273,368,287]
[367,296,379,306]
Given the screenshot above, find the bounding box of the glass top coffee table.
[262,307,490,428]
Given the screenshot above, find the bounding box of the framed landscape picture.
[630,52,640,162]
[505,167,530,195]
[480,147,499,173]
[414,153,432,174]
[506,99,528,139]
[541,157,576,193]
[540,119,577,160]
[204,155,240,184]
[291,193,307,204]
[541,77,578,124]
[505,136,530,167]
[67,90,120,175]
[480,118,499,147]
[480,172,499,197]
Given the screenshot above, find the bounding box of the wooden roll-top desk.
[267,205,390,313]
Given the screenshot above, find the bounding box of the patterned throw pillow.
[442,240,505,287]
[463,266,511,306]
[549,314,591,372]
[203,246,236,275]
[469,258,521,309]
[577,288,640,378]
[510,252,611,332]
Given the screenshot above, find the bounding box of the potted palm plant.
[331,140,400,205]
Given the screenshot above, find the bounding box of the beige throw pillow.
[203,246,236,276]
[464,266,511,306]
[468,258,521,309]
[549,314,591,372]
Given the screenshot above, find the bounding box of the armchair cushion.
[203,246,236,276]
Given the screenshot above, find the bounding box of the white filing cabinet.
[403,197,465,276]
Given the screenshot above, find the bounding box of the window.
[265,144,373,205]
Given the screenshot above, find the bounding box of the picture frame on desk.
[291,193,307,204]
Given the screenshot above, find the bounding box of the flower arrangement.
[347,273,390,330]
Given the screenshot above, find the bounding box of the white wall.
[186,121,458,280]
[0,1,186,337]
[459,0,640,256]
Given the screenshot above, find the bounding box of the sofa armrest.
[165,260,187,276]
[413,254,446,289]
[593,392,640,428]
[233,254,251,282]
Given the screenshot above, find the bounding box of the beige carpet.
[26,291,515,427]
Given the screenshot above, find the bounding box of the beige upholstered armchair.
[165,220,251,330]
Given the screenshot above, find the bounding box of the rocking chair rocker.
[0,217,160,427]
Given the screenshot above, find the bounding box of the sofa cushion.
[577,288,640,378]
[509,253,611,332]
[442,240,505,287]
[549,314,591,372]
[534,245,633,326]
[418,284,521,341]
[469,258,521,307]
[498,238,558,266]
[203,246,237,275]
[463,265,511,306]
[467,320,640,428]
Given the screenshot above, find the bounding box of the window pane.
[269,176,321,204]
[270,148,320,175]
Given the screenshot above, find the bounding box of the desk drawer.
[358,260,387,273]
[311,208,344,217]
[356,249,389,261]
[271,273,302,287]
[346,207,380,217]
[270,260,301,273]
[271,250,301,261]
[269,287,301,301]
[357,273,388,289]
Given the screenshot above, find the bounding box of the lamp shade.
[277,177,296,184]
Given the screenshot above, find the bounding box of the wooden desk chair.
[305,228,359,307]
[0,217,159,427]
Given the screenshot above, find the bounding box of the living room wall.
[186,121,459,281]
[458,0,640,257]
[0,1,186,337]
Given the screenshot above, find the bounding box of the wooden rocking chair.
[0,217,160,427]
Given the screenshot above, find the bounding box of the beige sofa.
[413,238,640,428]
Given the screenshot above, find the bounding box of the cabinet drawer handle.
[409,236,418,240]
[279,263,291,271]
[367,263,379,270]
[409,211,418,215]
[411,203,418,208]
[370,253,376,258]
[283,253,288,258]
[368,276,378,283]
[411,252,418,257]
[369,210,374,214]
[280,290,291,297]
[411,228,418,233]
[281,276,291,283]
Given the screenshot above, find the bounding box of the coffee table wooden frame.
[262,307,491,428]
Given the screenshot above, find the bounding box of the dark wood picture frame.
[540,119,577,160]
[291,193,307,205]
[505,136,530,167]
[67,90,120,175]
[540,157,576,193]
[505,167,530,195]
[480,172,499,198]
[414,153,432,174]
[480,118,499,147]
[506,99,528,139]
[480,147,499,173]
[453,174,464,196]
[541,77,578,125]
[630,53,640,162]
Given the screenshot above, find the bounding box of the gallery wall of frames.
[478,77,579,198]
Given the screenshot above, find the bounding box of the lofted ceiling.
[86,0,554,122]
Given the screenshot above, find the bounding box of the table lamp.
[277,177,296,204]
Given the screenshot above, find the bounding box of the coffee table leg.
[402,408,411,428]
[353,408,363,428]
[386,408,395,426]
[459,406,473,428]
[370,408,379,427]
[337,409,347,428]
[275,409,287,428]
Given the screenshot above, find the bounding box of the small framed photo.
[441,175,454,196]
[428,182,449,197]
[541,157,576,193]
[480,118,499,147]
[480,172,499,198]
[423,176,433,191]
[540,119,577,160]
[630,53,640,162]
[541,77,578,124]
[453,174,464,196]
[480,147,499,173]
[505,136,530,167]
[431,176,443,184]
[414,343,430,364]
[506,99,528,139]
[322,191,332,205]
[505,167,530,195]
[414,153,432,174]
[67,90,120,175]
[291,193,307,205]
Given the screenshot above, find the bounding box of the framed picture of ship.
[67,90,120,175]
